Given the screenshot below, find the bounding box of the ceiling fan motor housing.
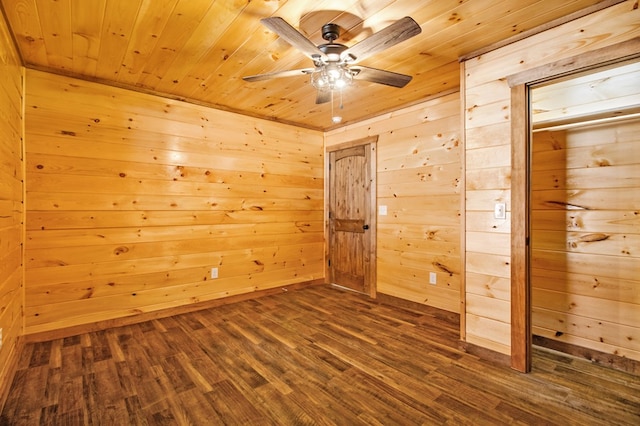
[317,43,348,63]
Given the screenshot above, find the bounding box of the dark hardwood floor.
[2,285,639,425]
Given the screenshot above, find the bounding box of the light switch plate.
[379,205,387,216]
[494,203,506,219]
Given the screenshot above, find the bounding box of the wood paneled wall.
[325,92,462,313]
[531,121,640,362]
[24,70,324,335]
[463,2,639,355]
[0,9,24,404]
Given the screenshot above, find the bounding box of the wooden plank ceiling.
[1,0,608,130]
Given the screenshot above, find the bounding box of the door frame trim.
[325,135,378,297]
[507,38,640,373]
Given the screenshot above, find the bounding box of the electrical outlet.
[210,267,219,279]
[429,272,437,285]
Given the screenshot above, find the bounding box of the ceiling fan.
[243,16,422,108]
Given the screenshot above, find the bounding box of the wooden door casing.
[507,40,640,373]
[328,140,376,296]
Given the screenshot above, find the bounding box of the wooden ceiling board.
[94,0,145,81]
[70,0,106,76]
[531,61,640,127]
[1,0,611,130]
[37,0,72,69]
[152,0,258,94]
[5,0,45,63]
[115,0,176,86]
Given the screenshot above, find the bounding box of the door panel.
[328,143,375,295]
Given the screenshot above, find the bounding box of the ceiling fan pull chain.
[331,90,336,118]
[331,90,342,124]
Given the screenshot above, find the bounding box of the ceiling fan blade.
[243,68,314,82]
[261,17,328,61]
[351,66,413,88]
[341,16,421,63]
[316,90,331,104]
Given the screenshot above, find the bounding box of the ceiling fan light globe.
[310,69,327,88]
[328,70,341,79]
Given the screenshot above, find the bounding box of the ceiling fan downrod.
[321,23,340,42]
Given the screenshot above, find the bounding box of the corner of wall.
[0,6,26,411]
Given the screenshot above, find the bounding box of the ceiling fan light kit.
[243,15,422,124]
[310,64,353,91]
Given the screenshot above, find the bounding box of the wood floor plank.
[328,368,436,425]
[204,379,269,425]
[123,395,150,426]
[28,341,51,368]
[2,284,639,425]
[253,384,318,425]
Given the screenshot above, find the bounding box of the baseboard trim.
[533,335,639,376]
[0,335,24,414]
[24,279,325,344]
[458,340,511,368]
[374,292,461,324]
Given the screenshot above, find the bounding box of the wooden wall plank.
[26,210,322,231]
[466,293,510,324]
[532,141,640,171]
[532,231,639,256]
[531,267,639,303]
[466,315,510,353]
[466,272,510,301]
[25,173,324,201]
[26,191,323,212]
[533,288,638,328]
[26,221,324,249]
[533,306,640,350]
[26,233,323,268]
[23,70,324,335]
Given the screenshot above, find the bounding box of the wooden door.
[328,142,376,296]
